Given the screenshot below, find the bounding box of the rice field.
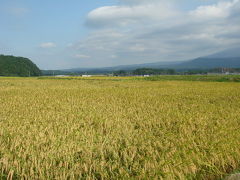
[0,77,240,179]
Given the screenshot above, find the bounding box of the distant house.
[82,75,92,77]
[144,75,150,77]
[55,75,70,77]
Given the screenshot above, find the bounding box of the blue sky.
[0,0,240,69]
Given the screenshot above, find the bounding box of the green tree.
[0,55,42,77]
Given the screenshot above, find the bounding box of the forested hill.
[0,55,41,76]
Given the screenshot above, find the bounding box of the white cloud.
[86,2,178,27]
[67,43,73,48]
[74,54,90,59]
[40,42,56,48]
[5,7,29,17]
[110,55,117,59]
[129,44,147,52]
[70,0,240,67]
[119,0,165,5]
[190,0,239,18]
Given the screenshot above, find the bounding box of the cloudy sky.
[0,0,240,69]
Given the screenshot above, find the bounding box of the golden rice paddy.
[0,77,240,179]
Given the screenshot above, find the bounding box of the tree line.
[113,68,240,76]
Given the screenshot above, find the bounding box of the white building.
[82,75,92,77]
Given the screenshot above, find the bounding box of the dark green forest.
[0,55,41,76]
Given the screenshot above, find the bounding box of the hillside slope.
[49,47,240,72]
[60,57,240,73]
[0,55,41,76]
[174,57,240,69]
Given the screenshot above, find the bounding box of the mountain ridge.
[45,47,240,72]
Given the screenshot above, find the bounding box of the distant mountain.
[172,47,240,69]
[174,57,240,69]
[62,61,182,73]
[0,55,41,76]
[100,61,182,71]
[53,47,240,73]
[206,47,240,58]
[62,57,240,73]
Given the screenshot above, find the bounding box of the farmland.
[0,76,240,179]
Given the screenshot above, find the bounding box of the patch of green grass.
[37,75,240,83]
[142,75,240,82]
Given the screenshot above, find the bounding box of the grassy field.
[0,76,240,179]
[39,74,240,82]
[142,75,240,82]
